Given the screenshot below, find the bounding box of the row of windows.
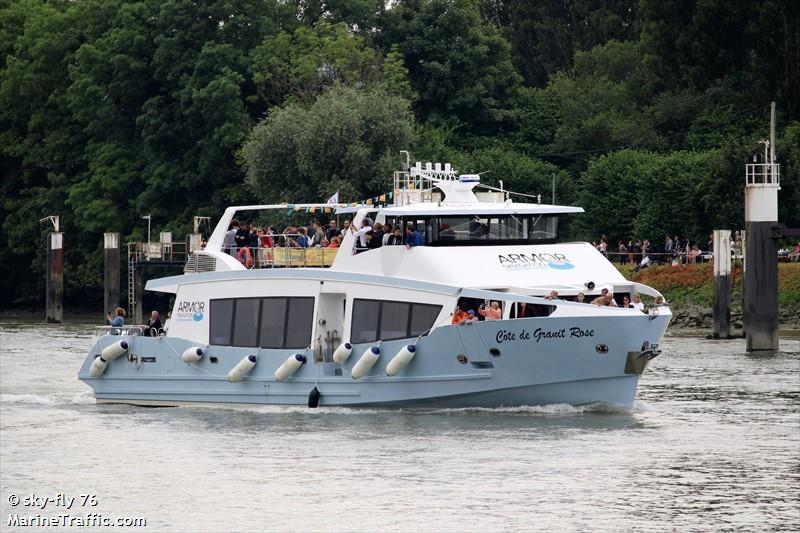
[351,299,442,343]
[208,297,442,347]
[210,297,314,348]
[382,215,559,246]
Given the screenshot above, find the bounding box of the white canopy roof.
[378,202,584,217]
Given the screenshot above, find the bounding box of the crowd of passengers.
[221,217,425,266]
[451,289,665,324]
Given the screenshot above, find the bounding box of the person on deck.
[352,219,373,251]
[325,220,341,242]
[478,301,501,320]
[452,305,469,324]
[106,307,125,335]
[143,310,162,336]
[459,310,480,325]
[223,219,239,256]
[295,227,310,248]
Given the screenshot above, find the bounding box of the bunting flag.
[324,207,331,213]
[309,207,316,213]
[388,192,393,199]
[379,194,386,202]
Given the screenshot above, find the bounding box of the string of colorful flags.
[283,191,394,216]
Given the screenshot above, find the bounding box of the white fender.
[332,342,353,364]
[386,344,416,376]
[101,340,128,362]
[351,345,381,379]
[181,347,204,364]
[89,356,109,378]
[228,354,257,382]
[274,353,306,382]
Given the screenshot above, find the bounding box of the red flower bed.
[632,263,744,291]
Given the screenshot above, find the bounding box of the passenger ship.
[78,160,670,408]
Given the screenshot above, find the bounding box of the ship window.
[351,299,442,343]
[351,299,380,343]
[259,298,287,348]
[381,302,410,340]
[232,298,260,347]
[210,296,314,348]
[259,297,315,349]
[209,299,234,345]
[285,297,315,348]
[420,215,559,246]
[410,303,441,336]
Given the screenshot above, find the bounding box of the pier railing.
[745,162,780,186]
[127,241,189,264]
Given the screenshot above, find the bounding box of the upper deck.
[183,159,609,293]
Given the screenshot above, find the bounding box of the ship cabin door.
[316,293,346,363]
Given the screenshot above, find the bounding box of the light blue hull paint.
[79,314,669,409]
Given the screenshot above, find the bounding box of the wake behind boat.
[78,159,671,408]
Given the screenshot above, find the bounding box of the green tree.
[640,0,799,117]
[381,0,522,135]
[242,84,415,203]
[545,40,664,169]
[251,23,386,107]
[484,0,640,87]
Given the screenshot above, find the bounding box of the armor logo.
[175,301,206,321]
[498,252,574,270]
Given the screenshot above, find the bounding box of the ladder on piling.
[127,246,136,319]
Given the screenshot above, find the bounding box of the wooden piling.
[712,230,731,339]
[103,233,120,319]
[743,221,779,351]
[45,232,64,323]
[188,233,202,253]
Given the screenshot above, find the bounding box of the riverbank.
[618,262,800,330]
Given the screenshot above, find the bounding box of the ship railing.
[222,235,338,268]
[92,325,145,341]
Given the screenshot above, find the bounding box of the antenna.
[770,101,776,164]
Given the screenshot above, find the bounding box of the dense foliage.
[1,0,798,309]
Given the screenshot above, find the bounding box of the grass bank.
[616,262,800,329]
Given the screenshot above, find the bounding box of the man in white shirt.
[351,218,373,250]
[631,294,645,312]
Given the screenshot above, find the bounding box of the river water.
[0,323,798,532]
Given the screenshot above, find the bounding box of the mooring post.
[712,230,731,339]
[743,103,780,351]
[188,233,202,253]
[45,232,64,323]
[103,232,120,319]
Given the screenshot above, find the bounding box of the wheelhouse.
[383,213,560,246]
